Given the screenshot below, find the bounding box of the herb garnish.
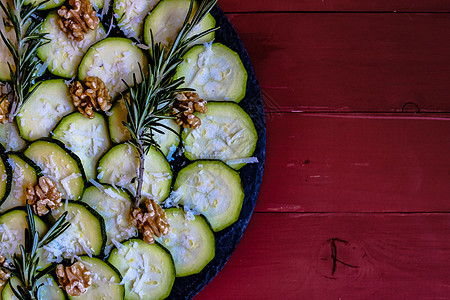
[122,0,218,207]
[0,0,49,122]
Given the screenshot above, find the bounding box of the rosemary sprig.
[0,0,49,122]
[0,205,70,300]
[123,0,218,207]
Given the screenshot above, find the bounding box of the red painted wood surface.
[227,13,450,112]
[195,1,450,299]
[220,0,450,12]
[197,213,450,299]
[257,113,450,212]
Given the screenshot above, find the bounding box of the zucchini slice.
[37,11,107,78]
[98,143,172,202]
[69,256,124,300]
[0,154,38,213]
[80,184,137,255]
[0,209,47,262]
[0,145,12,206]
[78,37,148,100]
[108,94,180,156]
[108,239,175,300]
[2,275,65,300]
[17,79,75,141]
[53,112,112,180]
[175,43,247,102]
[43,202,106,263]
[155,208,215,276]
[172,160,244,231]
[0,120,28,152]
[181,102,258,170]
[113,0,160,39]
[143,0,215,50]
[24,139,85,200]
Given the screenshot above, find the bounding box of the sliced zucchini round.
[80,184,137,255]
[2,275,65,300]
[108,94,180,156]
[0,154,38,213]
[43,202,106,263]
[173,160,244,231]
[113,0,160,39]
[69,256,124,300]
[143,0,215,50]
[37,11,107,78]
[175,43,247,102]
[181,102,258,169]
[0,120,28,152]
[53,112,112,180]
[78,37,148,100]
[0,145,12,207]
[24,139,85,200]
[0,209,47,261]
[16,79,75,141]
[155,208,215,276]
[108,239,175,300]
[98,143,172,202]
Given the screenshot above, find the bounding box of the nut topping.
[0,255,10,288]
[56,262,92,296]
[26,176,62,216]
[0,95,10,125]
[70,77,112,119]
[172,91,207,129]
[58,0,99,41]
[131,198,170,244]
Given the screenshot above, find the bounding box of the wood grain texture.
[196,213,450,299]
[220,0,450,12]
[256,113,450,212]
[226,13,450,112]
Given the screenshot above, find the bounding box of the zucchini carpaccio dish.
[0,0,265,298]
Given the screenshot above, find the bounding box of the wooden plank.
[255,113,450,212]
[220,0,450,12]
[226,13,450,112]
[196,212,450,299]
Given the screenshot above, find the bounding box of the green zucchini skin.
[24,138,87,200]
[143,0,215,50]
[181,101,258,170]
[77,37,148,100]
[2,275,66,300]
[0,152,39,213]
[68,256,124,300]
[155,207,215,277]
[0,143,12,207]
[52,112,112,180]
[108,239,175,300]
[46,201,107,261]
[172,160,244,232]
[16,79,75,142]
[175,43,247,103]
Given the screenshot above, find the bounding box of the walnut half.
[172,91,207,129]
[131,198,170,244]
[26,176,62,216]
[56,262,92,296]
[58,0,99,41]
[0,255,10,288]
[0,96,10,125]
[70,77,112,119]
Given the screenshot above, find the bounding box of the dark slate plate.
[166,5,266,299]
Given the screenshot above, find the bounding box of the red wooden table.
[197,1,450,299]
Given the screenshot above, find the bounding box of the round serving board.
[166,5,266,299]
